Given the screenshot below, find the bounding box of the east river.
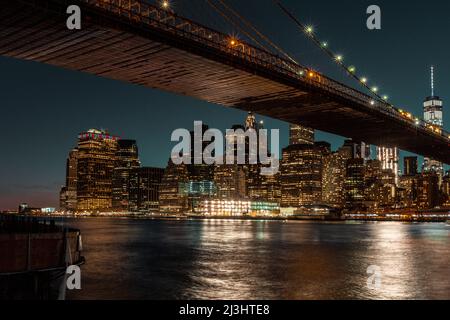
[54,218,449,300]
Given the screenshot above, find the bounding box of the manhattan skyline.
[1,0,450,209]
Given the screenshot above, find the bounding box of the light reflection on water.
[58,218,449,300]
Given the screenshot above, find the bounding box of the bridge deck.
[0,0,449,163]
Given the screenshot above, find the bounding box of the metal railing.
[68,0,449,141]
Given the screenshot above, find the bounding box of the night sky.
[1,0,449,209]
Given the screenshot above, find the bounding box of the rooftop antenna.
[431,65,435,96]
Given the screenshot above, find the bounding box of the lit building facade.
[281,142,330,208]
[416,173,440,209]
[345,158,365,210]
[198,199,280,216]
[112,139,140,211]
[376,146,399,186]
[214,162,246,200]
[129,167,164,212]
[60,148,78,211]
[179,180,217,212]
[340,140,371,160]
[76,129,119,211]
[198,199,251,216]
[399,175,418,208]
[289,124,314,145]
[404,157,418,176]
[423,66,444,178]
[159,159,189,213]
[322,151,347,208]
[364,159,383,210]
[187,123,215,182]
[442,173,450,207]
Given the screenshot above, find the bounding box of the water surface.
[58,218,449,300]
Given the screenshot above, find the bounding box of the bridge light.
[161,0,170,9]
[335,55,343,62]
[361,77,367,84]
[229,38,238,46]
[321,42,328,48]
[371,86,378,93]
[382,95,388,101]
[305,26,314,34]
[348,66,356,73]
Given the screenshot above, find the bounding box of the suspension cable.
[215,0,299,65]
[204,0,270,51]
[273,0,389,103]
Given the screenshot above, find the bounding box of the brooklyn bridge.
[1,0,449,164]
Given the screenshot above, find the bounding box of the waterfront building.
[345,158,365,210]
[197,199,279,216]
[259,173,281,204]
[322,151,347,208]
[112,139,140,211]
[399,174,418,208]
[214,162,247,199]
[198,199,251,216]
[159,159,189,213]
[179,180,217,212]
[187,123,215,182]
[226,113,275,201]
[59,148,78,211]
[289,124,314,145]
[379,169,397,208]
[18,203,29,214]
[129,167,164,212]
[416,172,440,209]
[442,173,450,207]
[363,159,383,211]
[280,142,330,208]
[249,201,280,216]
[76,129,119,211]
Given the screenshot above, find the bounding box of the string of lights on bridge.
[156,0,449,139]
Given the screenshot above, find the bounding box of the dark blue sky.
[1,0,449,209]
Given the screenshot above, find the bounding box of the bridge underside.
[0,0,449,163]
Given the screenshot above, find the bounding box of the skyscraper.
[423,66,444,178]
[322,151,347,208]
[340,139,371,160]
[416,173,440,209]
[404,157,418,176]
[60,148,78,211]
[129,167,164,212]
[376,147,399,185]
[289,124,314,145]
[159,159,189,213]
[214,162,247,200]
[76,129,119,211]
[112,139,140,211]
[345,158,366,210]
[188,123,214,182]
[281,142,330,208]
